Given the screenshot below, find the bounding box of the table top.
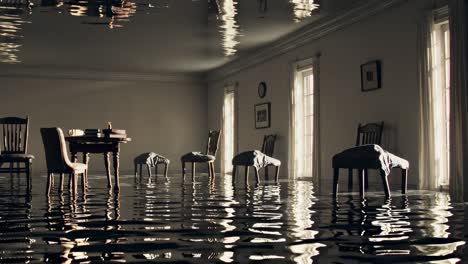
[65,136,132,143]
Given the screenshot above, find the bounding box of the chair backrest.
[0,116,29,154]
[355,122,384,146]
[261,134,277,157]
[40,127,72,173]
[205,130,221,156]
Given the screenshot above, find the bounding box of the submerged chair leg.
[164,164,169,179]
[348,169,353,192]
[254,167,260,182]
[192,162,195,178]
[275,166,280,182]
[182,162,186,178]
[401,169,408,194]
[358,169,365,199]
[147,164,152,177]
[232,165,237,182]
[211,163,215,178]
[244,166,249,181]
[333,167,339,197]
[60,173,64,192]
[134,163,138,177]
[46,173,52,195]
[155,164,159,177]
[208,163,212,178]
[380,169,391,197]
[364,168,369,191]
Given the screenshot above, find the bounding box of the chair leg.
[210,162,216,178]
[60,173,64,192]
[232,165,237,183]
[364,168,369,191]
[401,169,408,194]
[46,173,52,195]
[26,160,31,191]
[380,169,391,197]
[275,166,280,182]
[348,168,353,192]
[81,172,86,193]
[139,164,143,177]
[68,173,72,191]
[182,162,186,178]
[147,164,152,177]
[265,166,269,179]
[333,168,339,197]
[207,163,212,178]
[245,166,249,181]
[164,164,169,179]
[192,162,195,178]
[359,169,365,199]
[134,163,138,177]
[254,167,260,182]
[155,164,158,177]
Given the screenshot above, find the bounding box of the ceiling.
[0,0,363,74]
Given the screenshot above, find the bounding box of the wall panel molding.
[0,65,202,84]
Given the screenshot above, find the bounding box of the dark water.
[0,172,467,263]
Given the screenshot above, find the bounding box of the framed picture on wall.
[361,60,382,92]
[255,102,271,129]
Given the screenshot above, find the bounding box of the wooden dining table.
[65,136,131,190]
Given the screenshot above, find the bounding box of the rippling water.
[0,172,467,263]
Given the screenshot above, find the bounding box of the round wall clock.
[258,81,267,98]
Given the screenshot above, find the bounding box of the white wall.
[208,0,432,191]
[0,72,207,175]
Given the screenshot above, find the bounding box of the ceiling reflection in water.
[0,1,31,63]
[290,0,319,22]
[213,0,241,56]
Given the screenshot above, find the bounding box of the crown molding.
[0,65,203,84]
[206,0,407,83]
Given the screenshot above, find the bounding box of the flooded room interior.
[1,0,468,263]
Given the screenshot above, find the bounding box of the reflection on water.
[0,173,466,263]
[290,0,319,23]
[0,0,31,63]
[211,0,241,56]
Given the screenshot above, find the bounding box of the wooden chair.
[232,134,281,182]
[181,130,220,179]
[348,122,384,191]
[0,117,34,187]
[40,128,87,195]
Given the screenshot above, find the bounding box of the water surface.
[0,172,467,263]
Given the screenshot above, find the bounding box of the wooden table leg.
[83,152,89,182]
[113,146,120,190]
[104,152,112,188]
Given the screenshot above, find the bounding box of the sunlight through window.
[293,66,314,178]
[431,21,450,188]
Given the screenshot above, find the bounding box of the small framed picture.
[254,102,271,129]
[361,60,382,92]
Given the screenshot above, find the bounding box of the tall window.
[432,21,450,187]
[222,88,236,175]
[292,65,314,178]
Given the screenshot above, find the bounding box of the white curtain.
[448,0,468,202]
[418,13,438,190]
[288,54,320,184]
